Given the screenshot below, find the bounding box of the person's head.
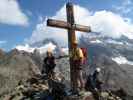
[95,67,101,73]
[72,40,78,48]
[46,50,53,57]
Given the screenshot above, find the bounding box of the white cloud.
[0,0,29,26]
[27,4,133,47]
[26,4,92,47]
[88,11,133,39]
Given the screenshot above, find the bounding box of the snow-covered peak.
[37,43,56,54]
[15,42,56,54]
[15,42,69,56]
[61,48,69,55]
[15,44,35,53]
[81,32,133,47]
[105,39,124,45]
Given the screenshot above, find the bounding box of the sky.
[0,0,133,51]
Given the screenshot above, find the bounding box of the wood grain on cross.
[47,2,91,90]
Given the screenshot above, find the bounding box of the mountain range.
[0,33,133,99]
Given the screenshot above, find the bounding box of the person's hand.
[94,88,98,91]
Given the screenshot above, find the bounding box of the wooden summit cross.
[47,2,91,90]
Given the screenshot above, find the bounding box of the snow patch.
[90,39,102,43]
[106,39,124,45]
[112,56,133,65]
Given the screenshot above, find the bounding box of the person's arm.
[69,50,73,58]
[53,57,56,65]
[44,57,47,64]
[78,48,84,63]
[90,75,96,89]
[42,58,47,74]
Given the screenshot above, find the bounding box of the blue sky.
[0,0,133,51]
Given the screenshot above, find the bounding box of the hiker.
[42,50,56,79]
[70,40,85,93]
[91,67,103,92]
[85,68,103,91]
[86,67,103,100]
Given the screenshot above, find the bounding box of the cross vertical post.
[66,2,77,91]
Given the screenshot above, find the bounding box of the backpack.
[80,48,88,64]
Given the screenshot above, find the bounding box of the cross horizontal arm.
[47,19,69,29]
[47,19,91,32]
[73,24,91,32]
